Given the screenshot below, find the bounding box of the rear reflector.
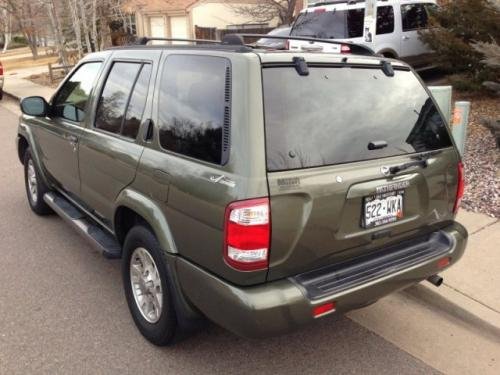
[313,302,336,318]
[453,162,465,214]
[437,257,451,269]
[340,45,351,54]
[223,198,270,271]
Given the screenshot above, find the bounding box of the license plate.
[363,190,404,228]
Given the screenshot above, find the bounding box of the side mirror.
[20,96,49,117]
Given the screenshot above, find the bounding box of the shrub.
[420,0,500,90]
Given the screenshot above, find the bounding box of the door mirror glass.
[20,96,49,117]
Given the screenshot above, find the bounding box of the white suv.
[289,0,437,69]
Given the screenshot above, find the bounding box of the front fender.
[17,120,51,187]
[114,188,178,254]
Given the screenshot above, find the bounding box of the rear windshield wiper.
[389,150,443,175]
[389,159,428,175]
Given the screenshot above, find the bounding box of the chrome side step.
[44,192,121,259]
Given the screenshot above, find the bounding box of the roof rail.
[228,33,375,56]
[134,36,222,45]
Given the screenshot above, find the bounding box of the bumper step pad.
[293,231,453,300]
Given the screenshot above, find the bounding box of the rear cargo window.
[291,9,365,39]
[263,67,453,171]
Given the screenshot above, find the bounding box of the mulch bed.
[26,72,62,88]
[455,93,500,218]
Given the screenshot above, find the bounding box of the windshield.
[291,9,364,38]
[263,67,453,171]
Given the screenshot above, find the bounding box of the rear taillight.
[340,44,351,54]
[223,198,270,271]
[453,161,465,214]
[0,62,3,76]
[285,40,290,50]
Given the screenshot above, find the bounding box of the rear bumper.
[175,222,467,338]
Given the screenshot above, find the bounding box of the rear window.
[263,67,453,171]
[291,9,364,38]
[291,6,395,38]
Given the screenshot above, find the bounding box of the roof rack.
[130,34,375,56]
[231,33,375,56]
[135,36,222,45]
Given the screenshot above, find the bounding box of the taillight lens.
[285,40,290,50]
[0,62,3,76]
[453,162,465,214]
[340,44,351,54]
[223,197,270,271]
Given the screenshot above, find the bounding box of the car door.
[32,61,103,195]
[78,51,159,223]
[400,3,431,66]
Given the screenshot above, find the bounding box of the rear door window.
[263,67,452,171]
[401,4,429,31]
[158,55,231,165]
[95,62,152,138]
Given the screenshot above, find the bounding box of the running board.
[43,192,121,259]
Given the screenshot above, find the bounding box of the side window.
[95,62,142,135]
[376,6,395,35]
[401,4,429,31]
[122,65,152,138]
[347,9,365,38]
[52,62,102,122]
[158,55,230,165]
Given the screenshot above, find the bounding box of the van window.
[401,4,429,31]
[158,55,230,165]
[263,67,453,171]
[53,62,102,123]
[376,6,395,35]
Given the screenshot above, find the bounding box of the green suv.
[17,36,467,345]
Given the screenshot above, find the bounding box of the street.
[0,97,498,374]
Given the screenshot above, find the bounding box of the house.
[124,0,305,40]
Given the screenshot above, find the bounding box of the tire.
[23,148,52,215]
[122,225,179,346]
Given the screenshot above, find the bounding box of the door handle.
[402,35,410,41]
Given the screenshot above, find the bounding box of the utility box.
[429,86,470,156]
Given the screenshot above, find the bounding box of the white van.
[289,0,438,69]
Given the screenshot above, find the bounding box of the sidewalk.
[3,74,500,372]
[3,66,54,101]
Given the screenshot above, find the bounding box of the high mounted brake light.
[223,198,270,271]
[453,162,464,214]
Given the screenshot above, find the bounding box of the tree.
[229,0,298,26]
[0,0,44,58]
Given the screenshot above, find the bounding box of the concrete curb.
[408,283,500,341]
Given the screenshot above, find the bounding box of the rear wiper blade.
[389,159,428,175]
[389,150,443,175]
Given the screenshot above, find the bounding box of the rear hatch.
[262,57,460,280]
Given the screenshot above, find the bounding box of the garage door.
[150,16,166,38]
[170,16,189,42]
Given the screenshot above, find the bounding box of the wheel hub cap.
[27,159,38,203]
[130,247,163,323]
